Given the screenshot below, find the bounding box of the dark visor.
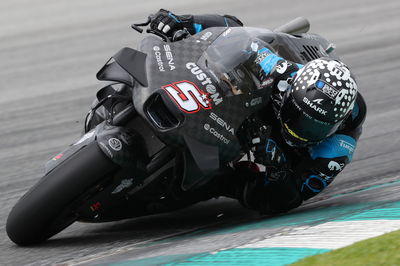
[280,94,342,143]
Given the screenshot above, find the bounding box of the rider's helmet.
[279,58,358,147]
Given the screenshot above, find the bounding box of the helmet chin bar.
[280,123,323,148]
[281,127,308,148]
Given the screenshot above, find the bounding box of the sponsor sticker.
[339,139,355,153]
[153,45,175,72]
[108,138,122,151]
[255,51,270,64]
[261,78,274,87]
[317,83,339,99]
[153,46,165,72]
[328,160,342,171]
[203,123,230,144]
[186,62,223,106]
[112,178,134,194]
[303,97,328,116]
[276,61,290,74]
[209,112,235,135]
[222,28,232,36]
[200,31,212,41]
[163,81,211,113]
[52,153,63,161]
[250,97,262,106]
[163,44,175,71]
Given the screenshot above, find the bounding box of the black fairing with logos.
[98,26,338,190]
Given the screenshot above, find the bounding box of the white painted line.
[239,220,400,249]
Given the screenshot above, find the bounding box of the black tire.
[6,142,118,246]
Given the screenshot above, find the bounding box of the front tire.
[6,142,118,246]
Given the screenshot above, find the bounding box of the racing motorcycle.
[6,17,339,246]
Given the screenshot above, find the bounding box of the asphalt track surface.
[1,0,400,265]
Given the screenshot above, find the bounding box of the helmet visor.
[280,93,341,145]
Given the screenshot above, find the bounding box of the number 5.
[163,81,212,113]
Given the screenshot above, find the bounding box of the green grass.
[292,230,400,266]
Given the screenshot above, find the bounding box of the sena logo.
[209,112,234,135]
[163,44,175,71]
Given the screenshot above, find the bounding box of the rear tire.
[6,142,118,246]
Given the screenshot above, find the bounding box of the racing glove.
[248,124,288,169]
[150,9,244,39]
[242,167,302,214]
[150,9,194,37]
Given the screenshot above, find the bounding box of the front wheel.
[6,142,118,246]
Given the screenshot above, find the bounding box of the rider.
[149,9,367,214]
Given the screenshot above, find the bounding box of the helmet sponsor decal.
[313,98,324,104]
[316,81,339,99]
[327,60,350,81]
[303,97,328,116]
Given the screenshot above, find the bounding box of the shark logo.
[313,99,324,105]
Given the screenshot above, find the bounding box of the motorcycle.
[6,16,338,246]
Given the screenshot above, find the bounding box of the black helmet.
[279,58,358,147]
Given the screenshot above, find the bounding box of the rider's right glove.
[240,166,302,215]
[150,9,194,37]
[248,125,288,169]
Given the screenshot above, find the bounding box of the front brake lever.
[131,16,171,42]
[131,16,152,33]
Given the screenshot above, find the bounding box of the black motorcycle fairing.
[46,121,148,175]
[96,123,148,170]
[180,134,220,190]
[97,47,148,87]
[135,28,272,158]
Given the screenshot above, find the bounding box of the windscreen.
[197,28,274,96]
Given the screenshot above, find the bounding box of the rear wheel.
[6,142,118,246]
